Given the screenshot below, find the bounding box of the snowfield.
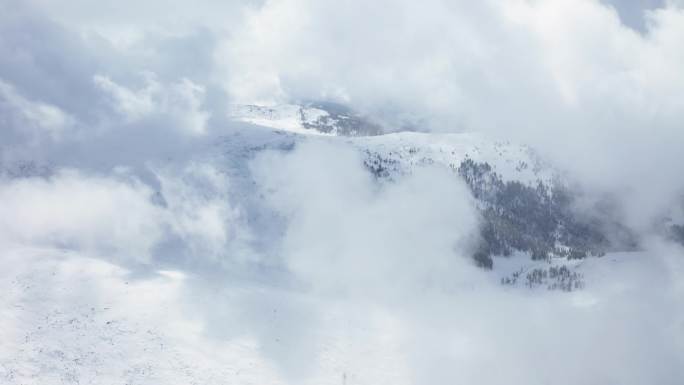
[2,244,681,385]
[0,246,411,385]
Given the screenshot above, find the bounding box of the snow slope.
[228,104,331,136]
[228,103,382,137]
[0,246,411,385]
[216,120,553,187]
[349,131,553,185]
[2,244,679,385]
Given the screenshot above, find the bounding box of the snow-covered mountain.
[227,103,553,182]
[224,105,630,266]
[228,103,383,136]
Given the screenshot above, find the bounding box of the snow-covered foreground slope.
[0,247,410,385]
[2,245,683,385]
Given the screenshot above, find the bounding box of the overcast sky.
[603,0,665,30]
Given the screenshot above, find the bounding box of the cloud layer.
[2,1,684,384]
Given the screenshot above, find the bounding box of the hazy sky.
[603,0,665,30]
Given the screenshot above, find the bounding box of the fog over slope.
[1,0,683,384]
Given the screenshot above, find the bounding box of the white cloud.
[154,162,255,264]
[252,139,481,297]
[0,79,73,140]
[0,163,249,266]
[24,0,259,47]
[93,74,158,120]
[0,170,165,263]
[94,73,210,135]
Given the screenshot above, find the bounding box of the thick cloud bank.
[251,140,481,295]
